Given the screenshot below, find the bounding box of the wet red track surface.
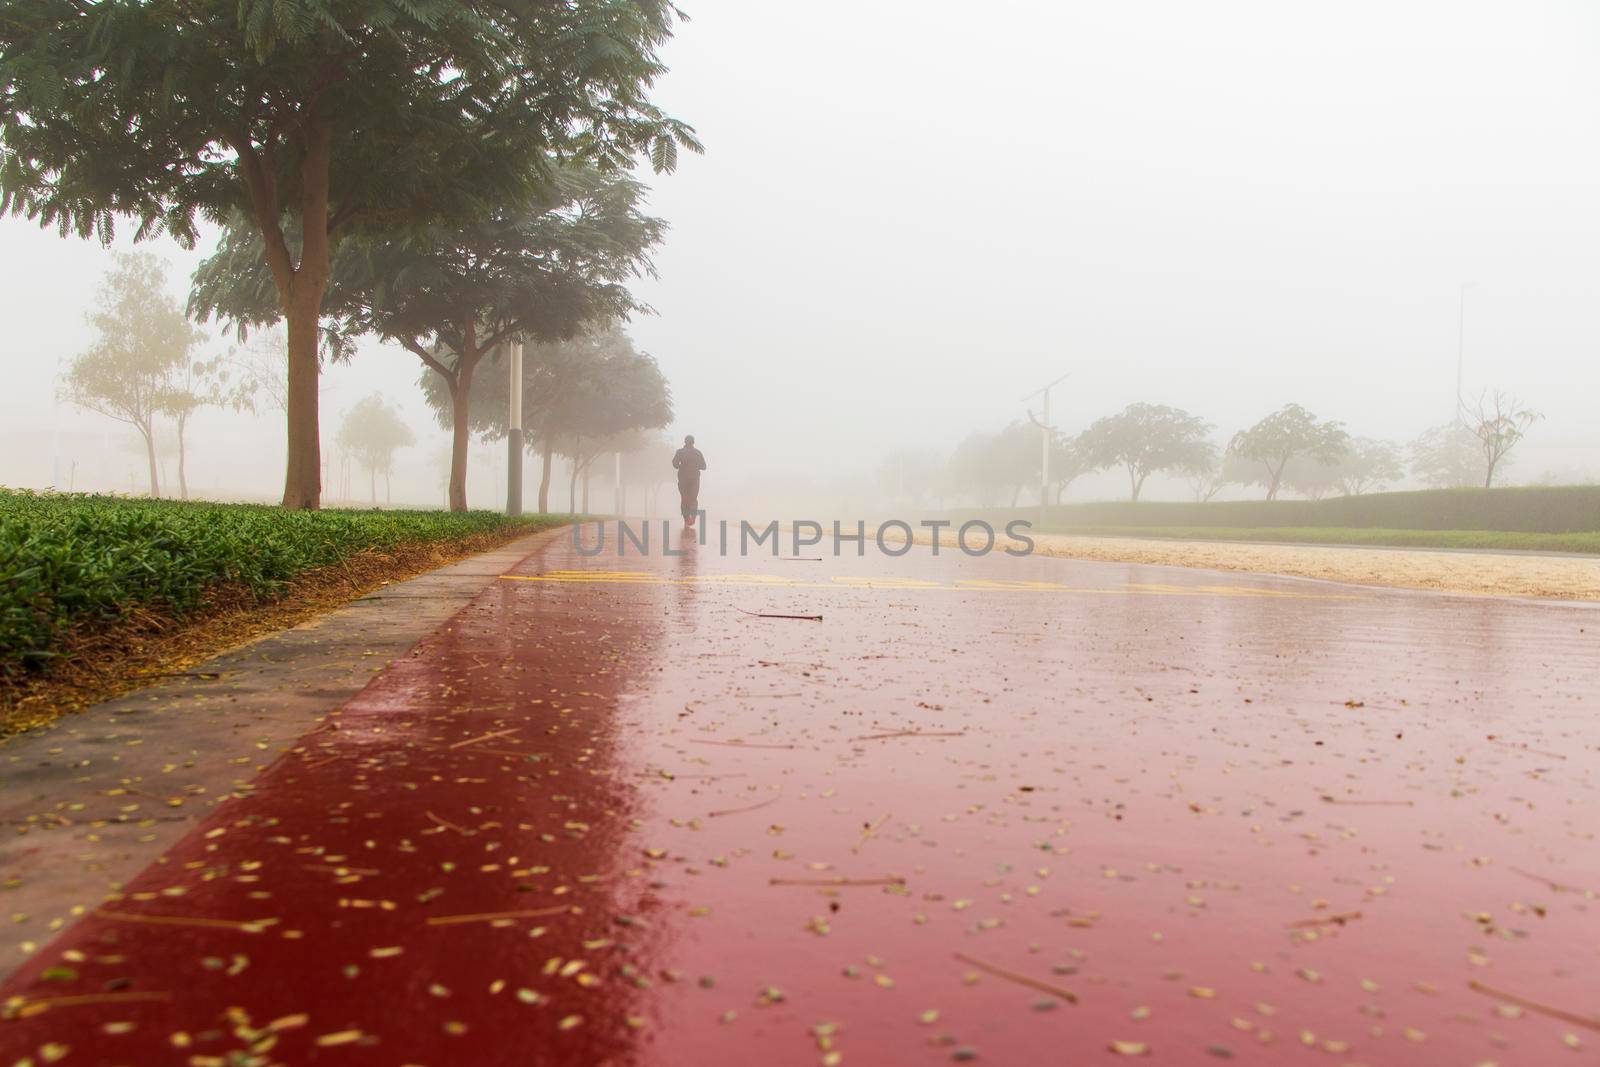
[4,524,1598,1065]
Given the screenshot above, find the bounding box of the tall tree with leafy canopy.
[192,166,664,511]
[60,253,203,498]
[0,1,698,508]
[1227,403,1349,501]
[1078,403,1215,502]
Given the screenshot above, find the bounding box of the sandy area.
[1025,533,1600,601]
[897,530,1600,601]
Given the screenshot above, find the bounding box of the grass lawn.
[1038,525,1600,554]
[1,490,565,686]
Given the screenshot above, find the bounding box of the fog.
[3,0,1598,513]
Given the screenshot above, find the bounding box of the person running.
[672,434,706,527]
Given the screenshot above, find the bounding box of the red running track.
[3,525,1599,1065]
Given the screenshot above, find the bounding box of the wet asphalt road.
[2,523,1597,1065]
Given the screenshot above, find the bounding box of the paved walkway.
[2,523,1597,1065]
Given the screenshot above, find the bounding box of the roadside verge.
[0,523,568,982]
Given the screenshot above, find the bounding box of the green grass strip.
[0,490,563,679]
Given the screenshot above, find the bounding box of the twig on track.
[737,608,822,621]
[854,730,966,742]
[770,876,905,888]
[96,909,273,933]
[1468,979,1600,1031]
[8,990,173,1016]
[953,952,1078,1004]
[425,811,473,835]
[449,728,520,750]
[1319,796,1414,806]
[1509,866,1589,894]
[690,739,797,750]
[425,905,571,927]
[1486,737,1568,760]
[708,793,783,818]
[1286,911,1363,928]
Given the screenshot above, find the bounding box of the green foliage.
[337,394,416,473]
[61,253,207,498]
[1078,403,1216,502]
[2,0,699,507]
[1409,422,1481,489]
[0,490,558,679]
[945,422,1040,506]
[422,323,672,450]
[0,1,698,247]
[1227,403,1349,500]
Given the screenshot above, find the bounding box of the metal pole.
[507,341,524,515]
[1023,371,1069,528]
[1456,282,1474,425]
[1040,385,1050,525]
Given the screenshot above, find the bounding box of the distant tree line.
[886,396,1541,508]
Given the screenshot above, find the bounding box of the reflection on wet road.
[3,525,1597,1065]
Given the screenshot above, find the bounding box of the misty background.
[3,0,1597,512]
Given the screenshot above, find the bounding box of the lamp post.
[507,341,523,515]
[1456,281,1476,425]
[1023,371,1070,529]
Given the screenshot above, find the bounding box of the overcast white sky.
[3,0,1597,506]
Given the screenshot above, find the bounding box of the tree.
[1409,423,1480,489]
[60,254,201,498]
[1183,447,1253,502]
[942,424,1040,507]
[1079,403,1215,502]
[946,432,1002,507]
[2,3,698,509]
[548,333,674,513]
[1463,390,1540,488]
[193,165,664,512]
[1330,437,1405,496]
[159,355,234,500]
[1228,404,1349,501]
[1047,432,1092,504]
[337,394,415,505]
[620,433,679,517]
[228,327,290,416]
[421,324,672,513]
[991,421,1042,507]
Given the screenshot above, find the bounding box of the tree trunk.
[282,282,325,509]
[140,421,161,499]
[1010,484,1021,507]
[1128,465,1140,503]
[236,117,334,511]
[369,464,376,504]
[176,413,189,501]
[569,459,579,514]
[1265,457,1287,501]
[539,443,553,513]
[447,370,472,513]
[582,467,591,513]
